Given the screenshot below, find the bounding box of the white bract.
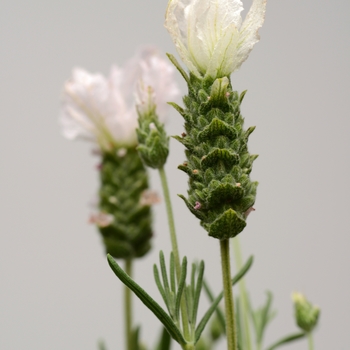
[60,47,179,152]
[165,0,267,79]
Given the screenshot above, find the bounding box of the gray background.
[1,0,349,349]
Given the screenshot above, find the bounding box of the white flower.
[135,47,180,116]
[165,0,267,79]
[60,47,179,152]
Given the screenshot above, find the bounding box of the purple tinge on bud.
[139,190,161,206]
[194,201,202,210]
[89,212,114,227]
[244,207,255,218]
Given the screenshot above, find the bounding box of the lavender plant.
[61,1,320,350]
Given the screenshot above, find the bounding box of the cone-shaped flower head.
[60,47,179,152]
[165,0,267,79]
[292,292,320,333]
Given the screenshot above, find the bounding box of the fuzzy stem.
[220,239,237,350]
[159,166,191,341]
[232,237,252,350]
[308,332,314,350]
[124,259,133,350]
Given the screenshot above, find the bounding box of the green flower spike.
[170,60,258,240]
[96,147,153,259]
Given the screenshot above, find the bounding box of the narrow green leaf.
[166,53,190,85]
[175,257,187,322]
[192,261,205,327]
[107,254,186,345]
[153,264,168,310]
[203,279,226,333]
[159,251,171,299]
[155,327,172,350]
[265,332,305,350]
[257,291,273,344]
[191,263,197,300]
[131,326,141,350]
[186,285,193,324]
[235,296,244,349]
[195,256,254,343]
[170,252,176,294]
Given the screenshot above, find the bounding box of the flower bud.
[292,292,320,333]
[136,110,170,169]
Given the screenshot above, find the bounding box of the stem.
[124,259,133,350]
[308,332,314,350]
[232,237,252,350]
[220,239,237,350]
[159,167,191,341]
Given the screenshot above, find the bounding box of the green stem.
[125,259,133,350]
[232,237,252,350]
[159,167,191,342]
[220,239,237,350]
[307,332,314,350]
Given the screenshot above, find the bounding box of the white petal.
[235,0,267,70]
[165,0,202,76]
[134,47,180,119]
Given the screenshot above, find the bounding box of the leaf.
[107,254,186,345]
[195,256,254,343]
[265,332,305,350]
[131,326,141,350]
[155,327,172,350]
[153,264,168,311]
[257,291,273,344]
[192,261,205,326]
[166,53,190,85]
[203,279,226,333]
[175,257,188,322]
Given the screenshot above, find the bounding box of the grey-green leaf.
[155,327,172,350]
[107,254,186,345]
[265,332,305,350]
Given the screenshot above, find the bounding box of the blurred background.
[1,0,349,349]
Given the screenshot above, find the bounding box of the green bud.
[210,316,224,341]
[292,292,320,333]
[94,147,154,259]
[136,108,169,169]
[172,71,258,240]
[195,338,210,350]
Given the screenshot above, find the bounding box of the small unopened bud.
[194,201,201,210]
[91,148,102,156]
[139,190,161,206]
[109,196,118,204]
[183,161,188,166]
[245,207,255,218]
[236,183,241,187]
[225,92,231,98]
[292,292,320,333]
[192,169,199,174]
[181,132,187,137]
[136,111,169,169]
[117,147,127,158]
[89,212,114,228]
